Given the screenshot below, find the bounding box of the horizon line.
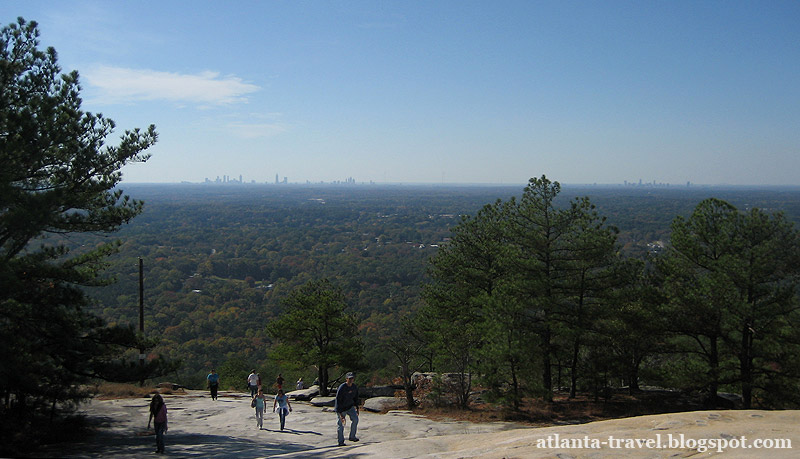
[119,181,800,189]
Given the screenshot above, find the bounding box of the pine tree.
[662,198,800,408]
[1,18,161,451]
[266,279,363,396]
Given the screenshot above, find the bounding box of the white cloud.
[84,66,260,105]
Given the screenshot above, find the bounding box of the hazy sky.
[3,1,800,185]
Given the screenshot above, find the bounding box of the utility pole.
[139,257,145,386]
[139,257,144,334]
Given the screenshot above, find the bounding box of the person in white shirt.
[247,370,259,398]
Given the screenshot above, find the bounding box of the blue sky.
[3,1,800,185]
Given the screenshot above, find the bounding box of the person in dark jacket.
[334,372,359,446]
[207,369,220,400]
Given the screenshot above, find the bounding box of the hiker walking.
[147,393,168,454]
[273,389,293,431]
[335,372,359,446]
[207,369,220,400]
[253,388,268,429]
[247,369,259,397]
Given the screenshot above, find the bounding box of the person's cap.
[346,372,355,379]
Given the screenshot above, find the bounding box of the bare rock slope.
[56,391,798,458]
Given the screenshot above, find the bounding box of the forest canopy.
[69,180,800,412]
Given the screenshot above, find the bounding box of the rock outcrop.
[287,385,320,401]
[363,396,408,412]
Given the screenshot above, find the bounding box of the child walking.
[147,393,168,454]
[253,389,267,429]
[272,389,292,431]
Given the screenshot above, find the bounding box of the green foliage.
[421,175,627,407]
[380,316,428,409]
[508,176,581,399]
[0,17,163,453]
[266,279,364,396]
[218,355,250,391]
[27,173,800,408]
[69,179,800,393]
[420,200,512,408]
[418,181,800,410]
[592,259,668,394]
[660,198,800,408]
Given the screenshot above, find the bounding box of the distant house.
[647,241,665,253]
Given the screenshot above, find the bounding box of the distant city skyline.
[192,172,703,187]
[3,1,800,186]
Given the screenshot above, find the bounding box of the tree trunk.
[509,356,521,410]
[318,367,329,396]
[556,360,562,390]
[707,337,719,407]
[569,336,580,398]
[405,383,416,410]
[628,355,641,395]
[459,372,471,409]
[741,323,753,409]
[541,326,553,401]
[401,363,416,410]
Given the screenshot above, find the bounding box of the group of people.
[251,387,293,430]
[145,369,360,453]
[243,369,360,445]
[245,369,301,397]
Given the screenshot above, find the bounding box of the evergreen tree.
[507,175,575,400]
[422,176,623,406]
[265,279,363,396]
[421,200,516,408]
[662,198,800,408]
[559,197,621,398]
[0,17,160,451]
[595,259,666,395]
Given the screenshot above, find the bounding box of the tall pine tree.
[1,18,162,451]
[662,198,800,408]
